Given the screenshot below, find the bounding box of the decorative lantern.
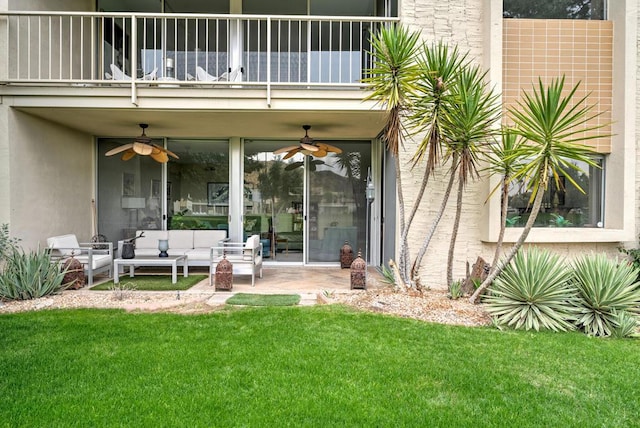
[350,250,366,290]
[215,254,233,291]
[62,253,85,289]
[158,239,169,258]
[340,241,354,269]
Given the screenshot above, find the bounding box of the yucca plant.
[610,310,639,339]
[0,247,68,300]
[484,247,577,331]
[571,253,640,337]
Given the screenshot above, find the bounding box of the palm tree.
[485,127,524,273]
[363,24,421,287]
[405,42,469,285]
[470,75,609,303]
[439,65,501,287]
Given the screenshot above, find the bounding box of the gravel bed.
[0,287,491,327]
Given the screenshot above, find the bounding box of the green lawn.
[1,306,639,427]
[90,274,207,291]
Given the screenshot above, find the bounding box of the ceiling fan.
[104,124,179,163]
[274,125,343,160]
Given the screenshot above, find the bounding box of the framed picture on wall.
[208,182,229,206]
[122,172,135,196]
[150,179,161,198]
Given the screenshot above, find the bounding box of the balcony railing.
[1,11,398,90]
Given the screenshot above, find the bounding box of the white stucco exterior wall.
[7,109,94,248]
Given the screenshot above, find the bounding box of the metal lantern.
[340,241,354,269]
[215,254,233,291]
[350,250,367,289]
[62,256,85,289]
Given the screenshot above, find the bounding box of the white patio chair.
[108,64,157,81]
[195,66,240,83]
[46,234,113,287]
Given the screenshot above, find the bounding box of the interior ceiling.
[17,107,385,140]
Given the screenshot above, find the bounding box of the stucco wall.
[8,110,94,249]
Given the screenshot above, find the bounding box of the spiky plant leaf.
[610,310,640,339]
[485,247,577,331]
[571,253,640,337]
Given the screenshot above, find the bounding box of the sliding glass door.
[244,141,305,262]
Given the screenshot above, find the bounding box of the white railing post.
[131,14,137,105]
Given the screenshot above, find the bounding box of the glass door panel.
[244,141,304,262]
[167,140,229,231]
[307,141,371,263]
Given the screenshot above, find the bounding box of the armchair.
[209,234,263,287]
[46,234,113,287]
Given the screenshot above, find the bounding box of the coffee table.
[113,255,188,284]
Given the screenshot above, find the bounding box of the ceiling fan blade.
[121,149,137,161]
[274,145,299,155]
[312,149,328,158]
[282,148,301,160]
[151,144,179,159]
[300,143,319,152]
[150,151,169,163]
[133,142,153,156]
[105,143,134,156]
[318,143,343,154]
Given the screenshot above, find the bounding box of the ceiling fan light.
[133,142,153,155]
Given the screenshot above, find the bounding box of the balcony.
[0,12,398,96]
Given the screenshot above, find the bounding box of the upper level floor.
[0,0,399,103]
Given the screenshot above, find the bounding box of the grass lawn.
[90,274,207,291]
[226,293,301,306]
[1,306,639,427]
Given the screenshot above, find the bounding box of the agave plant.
[0,247,68,300]
[610,310,639,339]
[571,253,640,337]
[484,247,577,331]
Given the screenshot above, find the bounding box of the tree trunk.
[411,160,457,283]
[490,176,509,274]
[400,165,431,287]
[394,152,411,285]
[447,175,464,287]
[469,188,544,304]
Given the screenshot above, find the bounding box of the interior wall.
[9,0,94,11]
[9,110,94,249]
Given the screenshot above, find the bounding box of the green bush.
[0,247,68,300]
[485,247,577,332]
[571,253,640,337]
[0,223,20,265]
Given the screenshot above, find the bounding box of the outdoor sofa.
[46,234,113,286]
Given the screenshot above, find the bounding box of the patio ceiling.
[14,107,385,140]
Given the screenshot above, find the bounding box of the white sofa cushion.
[185,248,211,261]
[135,230,168,249]
[168,230,194,250]
[194,230,227,248]
[47,234,80,256]
[74,253,112,270]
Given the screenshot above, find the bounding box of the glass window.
[503,0,606,19]
[167,140,229,230]
[97,138,163,243]
[507,157,604,228]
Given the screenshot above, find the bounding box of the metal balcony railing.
[1,11,398,90]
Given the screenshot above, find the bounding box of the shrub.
[448,280,463,300]
[571,253,640,337]
[0,223,20,265]
[484,247,577,332]
[0,247,68,300]
[610,310,639,339]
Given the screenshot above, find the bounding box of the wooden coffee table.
[113,255,188,284]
